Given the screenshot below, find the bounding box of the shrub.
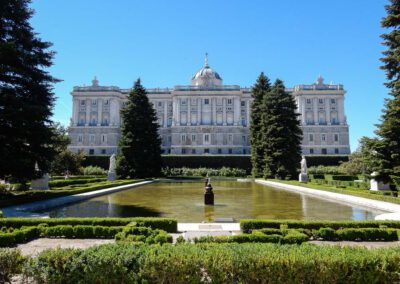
[306,155,349,166]
[115,224,172,245]
[0,210,3,218]
[308,166,343,175]
[336,228,398,242]
[315,228,337,241]
[0,227,39,247]
[83,166,107,176]
[0,248,25,283]
[42,225,74,238]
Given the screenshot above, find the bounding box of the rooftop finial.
[92,76,99,87]
[316,75,324,85]
[205,52,209,67]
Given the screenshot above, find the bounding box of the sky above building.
[30,0,389,152]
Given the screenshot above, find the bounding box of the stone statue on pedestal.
[31,162,49,190]
[204,173,214,205]
[298,155,308,183]
[107,154,117,181]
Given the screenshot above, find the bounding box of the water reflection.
[38,180,385,222]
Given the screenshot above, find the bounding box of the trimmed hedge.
[0,217,178,233]
[21,243,400,283]
[41,225,124,239]
[306,155,349,166]
[49,177,107,188]
[115,223,172,244]
[314,227,398,241]
[241,219,400,233]
[0,227,39,247]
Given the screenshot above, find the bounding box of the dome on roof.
[191,54,223,87]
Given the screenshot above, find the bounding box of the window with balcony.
[241,101,245,107]
[204,99,209,105]
[331,99,336,104]
[227,99,232,105]
[306,98,311,104]
[80,100,86,106]
[318,98,324,104]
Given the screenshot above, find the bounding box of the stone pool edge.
[2,180,155,217]
[255,179,400,214]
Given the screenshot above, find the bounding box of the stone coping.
[2,180,154,217]
[256,179,400,214]
[178,222,241,232]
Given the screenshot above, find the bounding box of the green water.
[43,180,385,222]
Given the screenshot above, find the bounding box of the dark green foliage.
[162,167,247,177]
[314,227,398,242]
[0,0,60,182]
[0,226,39,247]
[115,223,172,244]
[40,225,123,239]
[375,0,400,182]
[0,248,25,283]
[261,79,303,179]
[240,219,400,233]
[117,79,162,178]
[250,73,271,177]
[324,175,358,181]
[306,155,349,166]
[82,156,109,169]
[48,177,107,187]
[0,217,178,232]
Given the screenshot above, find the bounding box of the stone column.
[187,98,191,126]
[300,97,306,124]
[212,98,217,125]
[172,98,176,126]
[234,97,240,125]
[164,100,168,127]
[197,98,201,125]
[246,100,250,127]
[177,98,181,126]
[73,99,79,126]
[338,97,345,124]
[223,98,227,126]
[313,98,318,125]
[325,97,330,125]
[85,99,90,126]
[98,99,103,126]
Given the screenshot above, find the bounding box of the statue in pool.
[204,173,214,205]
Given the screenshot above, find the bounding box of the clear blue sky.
[30,0,389,152]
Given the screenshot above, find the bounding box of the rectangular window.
[101,134,107,143]
[335,148,339,154]
[334,134,339,142]
[243,149,246,154]
[204,99,209,105]
[92,100,97,105]
[89,149,94,155]
[321,134,326,141]
[228,148,233,154]
[227,99,232,105]
[331,99,336,104]
[78,135,83,143]
[228,134,233,142]
[204,148,209,154]
[242,135,246,142]
[80,100,86,106]
[181,149,186,154]
[204,134,210,143]
[306,99,311,104]
[310,148,314,154]
[309,134,314,142]
[191,134,196,142]
[181,135,186,143]
[104,100,109,105]
[191,149,196,154]
[168,136,171,143]
[101,149,106,155]
[89,134,95,143]
[181,99,186,105]
[158,101,162,107]
[241,101,245,107]
[322,148,327,155]
[218,148,222,154]
[319,98,324,104]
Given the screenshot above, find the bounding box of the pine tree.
[250,72,271,177]
[262,79,302,179]
[376,0,400,181]
[116,79,162,178]
[0,0,59,182]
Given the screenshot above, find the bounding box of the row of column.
[73,98,117,126]
[301,97,344,125]
[171,97,246,126]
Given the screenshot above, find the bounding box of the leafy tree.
[50,123,85,175]
[0,0,59,182]
[375,0,400,182]
[250,72,271,177]
[116,79,162,178]
[261,79,302,179]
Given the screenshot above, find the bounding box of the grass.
[268,179,400,205]
[0,179,145,208]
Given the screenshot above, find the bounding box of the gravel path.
[17,238,115,256]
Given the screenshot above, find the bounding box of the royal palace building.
[68,56,351,156]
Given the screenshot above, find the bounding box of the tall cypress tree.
[250,72,271,177]
[0,0,59,182]
[375,0,400,181]
[116,79,162,178]
[262,79,302,179]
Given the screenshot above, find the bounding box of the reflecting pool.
[37,180,386,222]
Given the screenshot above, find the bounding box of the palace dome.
[191,54,223,87]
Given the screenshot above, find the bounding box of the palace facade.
[68,56,350,156]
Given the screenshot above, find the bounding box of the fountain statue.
[298,155,308,183]
[108,154,117,181]
[204,173,214,205]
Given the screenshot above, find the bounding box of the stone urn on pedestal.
[204,174,214,205]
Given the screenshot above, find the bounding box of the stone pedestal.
[370,179,390,191]
[108,171,116,181]
[204,184,214,205]
[299,173,308,183]
[31,173,49,190]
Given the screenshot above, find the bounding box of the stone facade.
[68,56,350,156]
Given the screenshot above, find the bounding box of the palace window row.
[308,133,340,143]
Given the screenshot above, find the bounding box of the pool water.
[40,180,385,222]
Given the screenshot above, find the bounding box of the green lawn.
[268,179,400,205]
